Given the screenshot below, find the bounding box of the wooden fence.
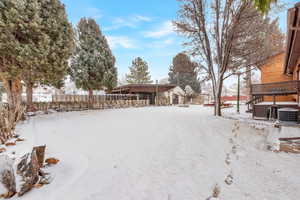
[33,99,150,112]
[25,94,174,112]
[156,97,171,106]
[52,94,139,102]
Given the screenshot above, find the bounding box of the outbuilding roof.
[111,84,177,94]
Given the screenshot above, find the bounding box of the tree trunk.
[245,65,252,100]
[88,89,93,109]
[0,78,24,144]
[214,82,223,117]
[17,146,46,197]
[106,89,112,94]
[2,79,22,109]
[26,83,33,112]
[215,94,222,116]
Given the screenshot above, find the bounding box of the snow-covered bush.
[0,104,25,144]
[0,155,16,198]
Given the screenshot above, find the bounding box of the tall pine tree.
[252,0,277,14]
[103,66,118,93]
[126,57,153,84]
[0,0,30,108]
[0,0,74,109]
[25,0,74,108]
[70,18,116,99]
[168,53,201,93]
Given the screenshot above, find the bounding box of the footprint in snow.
[225,153,231,165]
[225,173,234,185]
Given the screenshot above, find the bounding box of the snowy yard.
[3,106,300,200]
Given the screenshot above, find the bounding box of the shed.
[162,86,185,105]
[111,84,177,105]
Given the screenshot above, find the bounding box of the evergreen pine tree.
[168,53,201,93]
[253,0,277,14]
[25,0,74,108]
[103,66,118,92]
[0,0,74,109]
[69,18,116,99]
[126,57,153,84]
[0,0,38,108]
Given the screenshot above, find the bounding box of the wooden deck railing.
[251,80,300,96]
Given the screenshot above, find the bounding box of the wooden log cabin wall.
[249,2,300,119]
[258,53,295,102]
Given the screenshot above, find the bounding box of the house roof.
[284,2,300,74]
[111,84,177,94]
[170,86,186,96]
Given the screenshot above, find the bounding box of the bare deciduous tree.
[242,18,285,99]
[174,0,283,116]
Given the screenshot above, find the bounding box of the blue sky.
[61,0,296,82]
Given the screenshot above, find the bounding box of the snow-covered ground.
[2,106,300,200]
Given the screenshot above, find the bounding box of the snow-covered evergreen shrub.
[0,155,16,198]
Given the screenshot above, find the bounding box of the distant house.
[249,2,300,119]
[164,86,185,105]
[110,84,185,105]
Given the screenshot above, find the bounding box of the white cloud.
[93,14,103,20]
[104,15,152,31]
[146,38,175,48]
[107,36,136,49]
[131,15,152,22]
[86,7,103,19]
[144,21,175,38]
[163,38,174,45]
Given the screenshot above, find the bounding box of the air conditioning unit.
[278,108,299,122]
